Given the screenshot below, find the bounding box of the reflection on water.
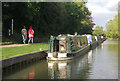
[88,50,92,64]
[48,61,70,79]
[3,39,118,79]
[101,43,103,49]
[29,70,35,79]
[47,50,93,79]
[88,39,118,79]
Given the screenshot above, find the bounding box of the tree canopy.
[92,26,104,36]
[105,14,119,38]
[2,2,95,43]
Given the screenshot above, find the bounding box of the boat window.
[80,39,82,46]
[59,36,66,53]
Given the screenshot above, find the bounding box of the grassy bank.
[1,43,49,59]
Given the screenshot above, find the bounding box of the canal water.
[3,39,118,79]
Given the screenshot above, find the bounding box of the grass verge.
[1,43,49,59]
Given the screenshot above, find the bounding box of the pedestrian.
[21,26,27,44]
[28,26,34,44]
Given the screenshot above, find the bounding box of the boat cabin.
[49,34,88,53]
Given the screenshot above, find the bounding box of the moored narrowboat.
[82,34,98,49]
[97,36,102,44]
[101,36,107,42]
[47,34,90,60]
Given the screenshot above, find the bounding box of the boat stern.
[48,52,67,58]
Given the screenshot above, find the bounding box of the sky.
[86,0,119,30]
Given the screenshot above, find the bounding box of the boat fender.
[53,52,58,58]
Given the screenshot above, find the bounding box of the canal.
[3,39,118,79]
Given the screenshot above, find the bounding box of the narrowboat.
[82,34,98,49]
[97,36,102,44]
[47,34,91,60]
[101,36,107,42]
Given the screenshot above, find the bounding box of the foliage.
[92,26,104,36]
[2,2,94,43]
[0,42,13,45]
[105,13,119,38]
[2,43,48,59]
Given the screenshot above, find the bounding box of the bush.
[1,42,13,45]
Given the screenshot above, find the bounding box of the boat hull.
[47,45,90,61]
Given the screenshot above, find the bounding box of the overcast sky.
[86,0,119,30]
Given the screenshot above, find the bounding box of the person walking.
[21,26,27,44]
[28,26,34,44]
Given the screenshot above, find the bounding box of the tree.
[92,26,104,36]
[2,2,95,43]
[105,14,119,38]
